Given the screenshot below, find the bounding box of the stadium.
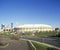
[14,24,54,33]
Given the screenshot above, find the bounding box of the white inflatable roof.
[15,24,52,28]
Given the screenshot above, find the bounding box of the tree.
[55,28,59,31]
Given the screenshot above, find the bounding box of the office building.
[11,23,13,28]
[1,24,5,29]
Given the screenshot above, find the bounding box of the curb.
[0,43,9,48]
[31,40,60,50]
[21,39,60,50]
[28,40,36,50]
[21,39,36,50]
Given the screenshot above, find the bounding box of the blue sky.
[0,0,60,28]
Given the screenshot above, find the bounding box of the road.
[20,36,60,48]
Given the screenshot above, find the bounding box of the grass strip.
[31,41,58,50]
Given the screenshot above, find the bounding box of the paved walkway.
[0,39,31,50]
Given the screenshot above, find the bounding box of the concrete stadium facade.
[14,24,54,33]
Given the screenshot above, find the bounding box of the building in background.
[1,24,5,29]
[3,25,13,32]
[14,24,54,33]
[11,23,13,28]
[0,23,14,32]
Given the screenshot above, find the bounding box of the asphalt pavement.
[0,38,32,50]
